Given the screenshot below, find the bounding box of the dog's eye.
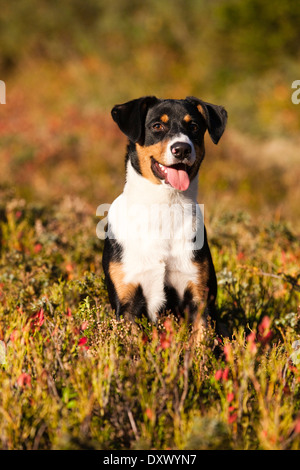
[190,122,199,133]
[152,122,165,132]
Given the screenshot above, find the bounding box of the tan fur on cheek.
[136,142,168,183]
[109,262,138,304]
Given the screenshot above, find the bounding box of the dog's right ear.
[111,96,159,145]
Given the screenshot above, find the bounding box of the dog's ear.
[186,96,228,144]
[111,96,159,144]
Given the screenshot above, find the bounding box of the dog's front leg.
[107,259,166,323]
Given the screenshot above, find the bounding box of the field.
[0,0,300,450]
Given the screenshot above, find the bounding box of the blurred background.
[0,0,299,220]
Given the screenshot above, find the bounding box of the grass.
[0,194,299,450]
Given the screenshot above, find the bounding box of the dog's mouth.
[151,158,192,191]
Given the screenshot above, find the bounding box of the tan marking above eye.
[160,114,169,123]
[183,114,192,122]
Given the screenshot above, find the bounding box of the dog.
[102,96,227,335]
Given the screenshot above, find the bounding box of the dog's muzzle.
[170,142,192,161]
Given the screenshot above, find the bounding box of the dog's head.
[111,96,227,191]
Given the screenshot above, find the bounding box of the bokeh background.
[0,0,300,220]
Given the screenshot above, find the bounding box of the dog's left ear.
[186,96,228,144]
[111,96,159,145]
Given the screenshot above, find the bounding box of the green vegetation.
[0,0,299,450]
[0,199,299,449]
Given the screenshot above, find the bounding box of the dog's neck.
[124,159,199,205]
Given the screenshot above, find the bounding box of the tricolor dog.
[102,96,227,334]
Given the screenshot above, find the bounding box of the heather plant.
[0,199,299,450]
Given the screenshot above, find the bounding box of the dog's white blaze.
[164,133,196,166]
[107,161,200,321]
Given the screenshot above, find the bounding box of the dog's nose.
[170,142,192,160]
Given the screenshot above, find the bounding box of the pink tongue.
[165,166,190,191]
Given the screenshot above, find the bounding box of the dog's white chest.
[107,163,200,321]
